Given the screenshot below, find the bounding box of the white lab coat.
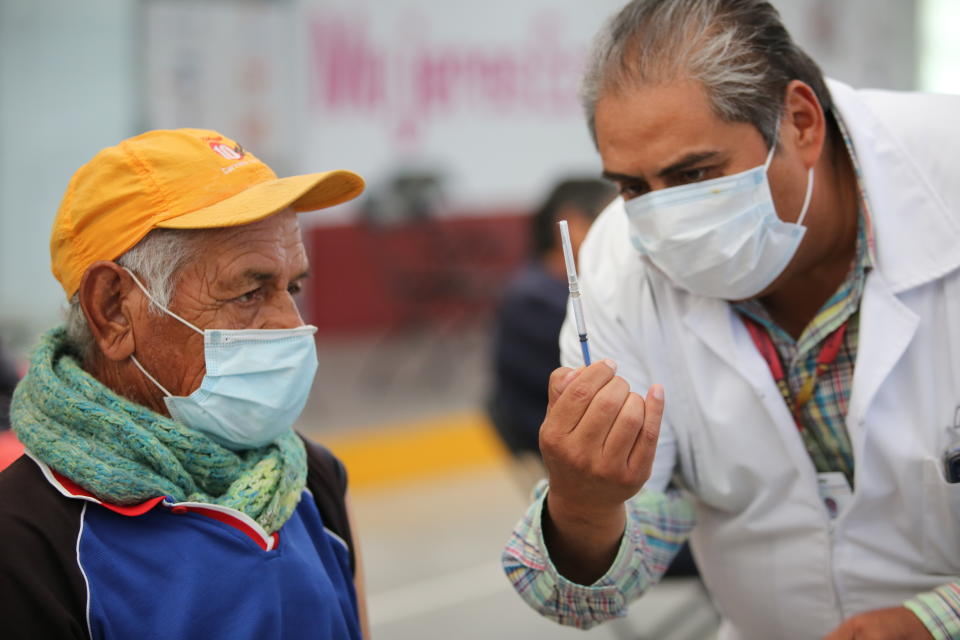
[559,79,960,639]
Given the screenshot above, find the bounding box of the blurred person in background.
[503,1,960,639]
[0,341,23,468]
[0,129,369,640]
[487,178,615,466]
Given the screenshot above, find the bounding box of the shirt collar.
[733,111,873,350]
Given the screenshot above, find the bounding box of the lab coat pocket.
[921,457,960,574]
[678,413,755,514]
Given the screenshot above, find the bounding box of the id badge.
[817,472,853,520]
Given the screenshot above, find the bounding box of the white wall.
[142,0,920,222]
[778,0,918,91]
[0,0,925,350]
[920,0,960,92]
[142,0,627,216]
[0,0,138,350]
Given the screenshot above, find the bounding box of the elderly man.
[503,1,960,639]
[0,129,368,639]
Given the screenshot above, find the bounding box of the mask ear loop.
[763,119,815,228]
[763,118,781,171]
[130,354,174,398]
[763,138,778,170]
[122,267,203,335]
[121,266,201,399]
[795,167,816,227]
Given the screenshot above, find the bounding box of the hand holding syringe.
[540,221,665,584]
[558,220,591,366]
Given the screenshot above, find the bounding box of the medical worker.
[502,1,960,639]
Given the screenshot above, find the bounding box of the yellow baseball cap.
[50,128,365,298]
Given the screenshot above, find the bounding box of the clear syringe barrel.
[558,220,589,338]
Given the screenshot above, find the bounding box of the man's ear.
[78,262,139,362]
[783,79,827,171]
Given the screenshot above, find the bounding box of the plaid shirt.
[502,114,960,637]
[732,166,873,488]
[502,482,695,629]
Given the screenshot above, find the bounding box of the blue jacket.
[0,440,360,640]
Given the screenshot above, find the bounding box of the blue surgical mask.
[624,133,815,300]
[125,269,318,450]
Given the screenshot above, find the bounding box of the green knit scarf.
[11,327,306,534]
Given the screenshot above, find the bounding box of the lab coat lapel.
[829,80,945,463]
[682,297,817,478]
[828,80,960,294]
[846,270,919,461]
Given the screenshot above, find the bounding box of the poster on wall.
[143,0,625,220]
[143,0,917,221]
[296,0,625,216]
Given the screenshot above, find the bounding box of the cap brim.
[156,169,365,230]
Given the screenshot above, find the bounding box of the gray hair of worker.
[66,229,201,363]
[581,0,834,150]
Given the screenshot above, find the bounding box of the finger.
[548,360,620,435]
[549,359,616,405]
[547,367,579,407]
[601,392,646,467]
[570,376,631,446]
[626,385,664,475]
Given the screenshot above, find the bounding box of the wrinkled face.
[131,209,309,398]
[594,77,821,295]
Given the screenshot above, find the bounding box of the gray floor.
[353,465,719,640]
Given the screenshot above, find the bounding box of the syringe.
[558,220,591,366]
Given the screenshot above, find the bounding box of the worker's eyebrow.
[601,151,723,184]
[602,169,645,184]
[656,151,721,178]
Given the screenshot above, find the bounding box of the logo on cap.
[208,139,245,160]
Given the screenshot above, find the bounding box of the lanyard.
[743,318,848,430]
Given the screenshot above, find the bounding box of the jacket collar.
[26,450,164,516]
[26,451,281,550]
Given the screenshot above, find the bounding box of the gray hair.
[581,0,834,149]
[65,229,202,362]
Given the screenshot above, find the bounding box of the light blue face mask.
[125,269,318,450]
[624,130,815,300]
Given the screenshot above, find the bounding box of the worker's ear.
[78,262,140,362]
[782,80,827,170]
